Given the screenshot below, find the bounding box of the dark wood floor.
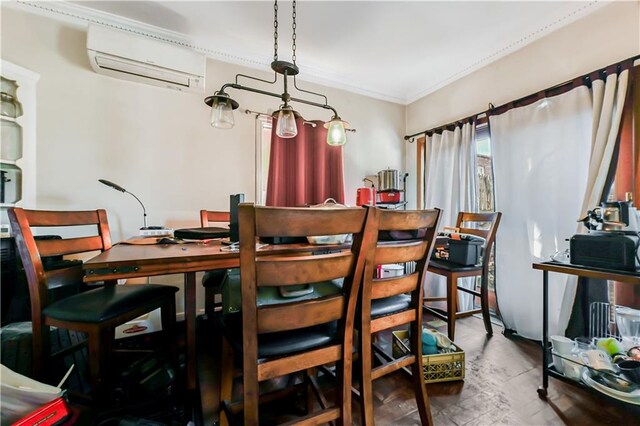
[197,315,638,425]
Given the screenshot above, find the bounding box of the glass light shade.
[210,99,235,129]
[276,108,297,138]
[325,118,348,146]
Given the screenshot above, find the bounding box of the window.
[254,117,272,205]
[476,123,494,213]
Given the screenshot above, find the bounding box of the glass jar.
[573,336,595,354]
[1,118,23,161]
[0,77,23,118]
[0,162,22,204]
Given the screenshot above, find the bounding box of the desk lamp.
[98,179,172,236]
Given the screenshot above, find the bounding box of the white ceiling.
[32,1,609,104]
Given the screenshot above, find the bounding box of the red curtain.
[266,118,345,207]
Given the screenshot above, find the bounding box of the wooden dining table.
[82,239,348,394]
[83,241,238,394]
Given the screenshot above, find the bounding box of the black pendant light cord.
[291,0,297,65]
[206,0,345,125]
[219,0,332,112]
[273,0,278,62]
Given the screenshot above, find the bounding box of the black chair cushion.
[429,259,483,273]
[202,269,227,289]
[221,313,337,358]
[43,284,178,323]
[371,294,411,318]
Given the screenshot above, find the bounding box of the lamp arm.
[234,72,278,86]
[293,75,329,106]
[125,190,148,229]
[220,84,339,118]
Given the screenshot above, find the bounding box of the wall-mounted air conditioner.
[87,25,206,93]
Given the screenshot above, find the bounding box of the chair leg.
[358,324,374,426]
[204,286,216,319]
[160,299,178,371]
[32,323,50,381]
[243,352,259,426]
[335,356,353,426]
[409,319,433,426]
[220,336,234,426]
[480,273,493,336]
[305,368,315,414]
[87,328,112,399]
[446,275,458,341]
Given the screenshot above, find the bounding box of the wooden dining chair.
[200,209,231,317]
[358,207,441,426]
[424,211,502,341]
[218,204,376,425]
[8,207,178,396]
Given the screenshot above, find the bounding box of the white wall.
[1,7,405,313]
[405,0,640,208]
[1,7,405,237]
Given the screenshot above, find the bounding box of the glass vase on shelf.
[1,77,23,119]
[0,162,22,205]
[1,118,23,161]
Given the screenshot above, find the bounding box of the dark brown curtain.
[266,118,345,207]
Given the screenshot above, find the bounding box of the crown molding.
[9,1,407,104]
[8,0,609,106]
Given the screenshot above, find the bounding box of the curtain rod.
[404,54,639,143]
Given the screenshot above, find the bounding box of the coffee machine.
[571,197,639,271]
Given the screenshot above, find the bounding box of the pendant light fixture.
[204,0,348,144]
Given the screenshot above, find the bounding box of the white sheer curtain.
[424,123,478,312]
[581,69,630,216]
[557,69,631,333]
[490,87,592,340]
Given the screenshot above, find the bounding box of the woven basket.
[391,330,465,383]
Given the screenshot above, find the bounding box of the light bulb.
[276,108,297,138]
[325,118,347,146]
[210,99,234,129]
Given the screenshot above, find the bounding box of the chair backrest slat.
[257,296,344,333]
[45,266,84,291]
[255,208,367,237]
[23,210,101,227]
[371,273,419,300]
[456,228,488,239]
[256,252,354,287]
[378,210,439,232]
[36,236,104,257]
[200,210,230,227]
[374,240,431,265]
